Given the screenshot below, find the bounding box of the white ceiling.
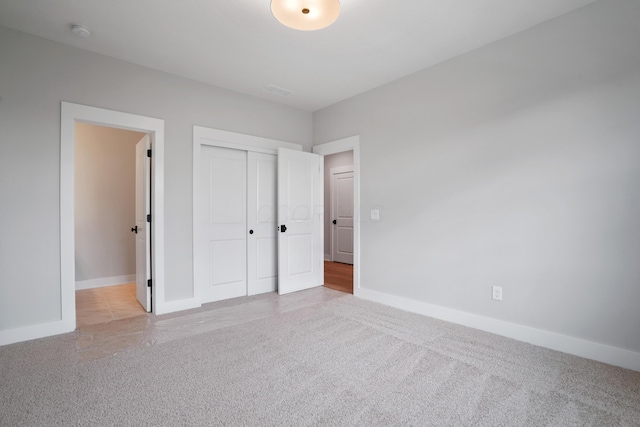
[0,0,598,111]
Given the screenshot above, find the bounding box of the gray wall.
[313,0,640,352]
[74,123,144,284]
[0,26,312,331]
[323,151,353,260]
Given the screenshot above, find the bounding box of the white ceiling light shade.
[271,0,340,31]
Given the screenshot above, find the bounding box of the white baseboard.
[357,288,640,372]
[75,274,136,290]
[155,297,201,316]
[0,318,75,347]
[1,294,202,345]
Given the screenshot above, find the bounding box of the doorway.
[73,123,149,326]
[60,102,166,337]
[323,152,354,294]
[313,136,361,296]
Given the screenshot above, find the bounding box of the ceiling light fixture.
[271,0,340,31]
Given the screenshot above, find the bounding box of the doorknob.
[249,229,254,235]
[131,226,138,234]
[332,219,337,225]
[280,224,287,233]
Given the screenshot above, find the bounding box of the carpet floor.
[1,288,639,426]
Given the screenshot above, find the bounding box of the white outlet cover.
[492,286,503,301]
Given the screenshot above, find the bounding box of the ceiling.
[0,0,598,111]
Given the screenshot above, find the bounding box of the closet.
[193,127,323,304]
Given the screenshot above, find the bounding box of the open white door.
[277,148,323,295]
[134,134,151,312]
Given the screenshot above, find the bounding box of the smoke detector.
[71,24,91,38]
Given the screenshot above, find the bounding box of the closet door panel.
[248,152,278,295]
[198,145,247,303]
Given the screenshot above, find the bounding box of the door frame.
[330,165,354,264]
[192,126,302,304]
[61,102,166,330]
[312,136,361,296]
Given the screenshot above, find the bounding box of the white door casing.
[277,148,324,295]
[331,166,354,264]
[134,135,152,311]
[50,103,166,350]
[247,152,278,295]
[197,146,247,303]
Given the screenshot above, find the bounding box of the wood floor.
[324,261,353,294]
[76,283,146,327]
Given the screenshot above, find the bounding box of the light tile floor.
[76,283,146,327]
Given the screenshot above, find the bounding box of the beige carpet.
[1,290,639,426]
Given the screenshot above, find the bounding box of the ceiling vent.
[263,84,294,97]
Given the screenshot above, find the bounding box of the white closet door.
[277,148,324,295]
[198,145,247,303]
[247,152,278,295]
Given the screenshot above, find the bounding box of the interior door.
[198,146,247,303]
[331,167,354,264]
[134,134,151,312]
[247,152,278,295]
[277,148,323,295]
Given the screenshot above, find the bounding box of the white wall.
[74,123,144,284]
[323,151,353,260]
[0,26,312,332]
[313,0,640,354]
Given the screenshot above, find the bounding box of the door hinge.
[147,214,151,223]
[147,149,152,158]
[147,279,152,288]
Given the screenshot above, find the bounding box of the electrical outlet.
[492,286,503,301]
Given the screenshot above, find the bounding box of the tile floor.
[75,283,147,327]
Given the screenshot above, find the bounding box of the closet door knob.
[131,226,138,234]
[249,230,254,235]
[332,220,337,225]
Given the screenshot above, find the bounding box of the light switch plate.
[371,208,380,221]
